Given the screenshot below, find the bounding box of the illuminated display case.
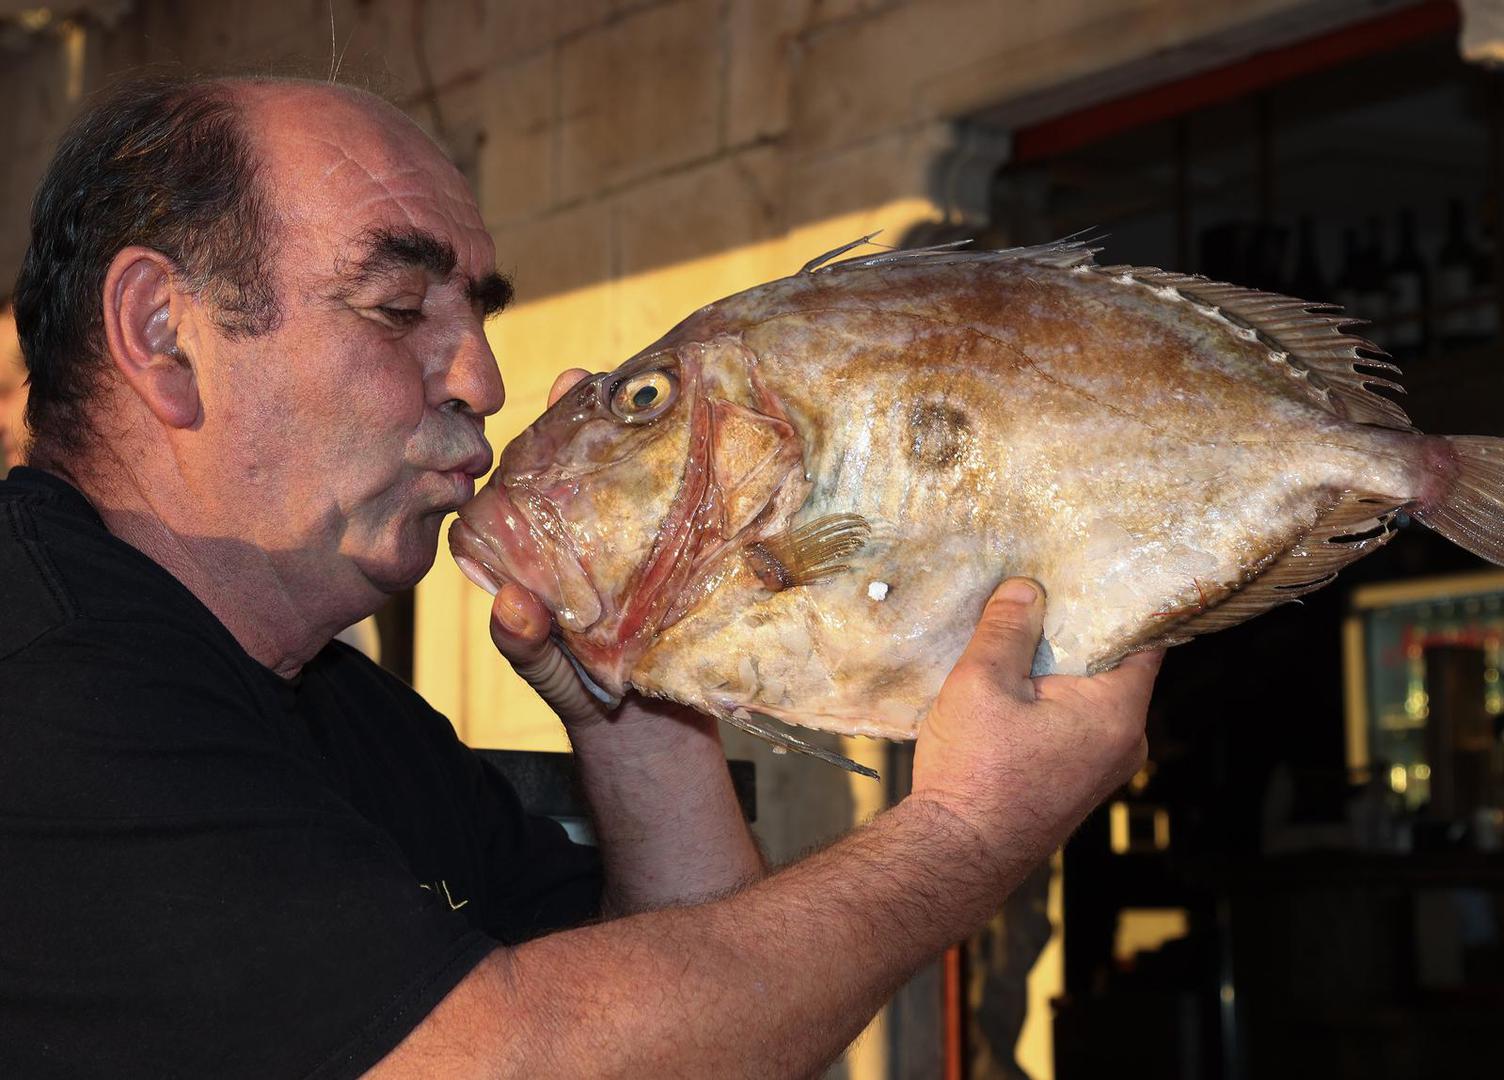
[1343,569,1504,809]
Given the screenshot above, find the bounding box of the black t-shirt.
[0,467,603,1078]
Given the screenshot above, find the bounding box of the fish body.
[452,238,1504,744]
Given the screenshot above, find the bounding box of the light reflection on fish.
[451,237,1504,768]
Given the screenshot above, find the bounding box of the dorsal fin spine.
[1089,265,1415,432]
[806,230,1103,276]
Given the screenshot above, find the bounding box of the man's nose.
[438,328,505,417]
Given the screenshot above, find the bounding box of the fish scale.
[451,236,1504,773]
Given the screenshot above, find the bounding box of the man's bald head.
[11,73,474,461]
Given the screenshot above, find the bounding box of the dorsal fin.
[1097,489,1401,671]
[802,231,1103,275]
[1094,265,1414,432]
[798,234,1411,431]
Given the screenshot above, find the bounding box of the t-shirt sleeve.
[462,746,604,941]
[0,618,496,1080]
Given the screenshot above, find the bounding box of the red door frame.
[1012,1,1461,165]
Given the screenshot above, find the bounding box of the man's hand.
[486,367,711,735]
[486,366,765,911]
[911,578,1160,886]
[487,367,615,731]
[485,366,714,743]
[489,573,720,751]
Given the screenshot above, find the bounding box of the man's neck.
[40,448,345,679]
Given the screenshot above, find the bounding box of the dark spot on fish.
[907,401,972,469]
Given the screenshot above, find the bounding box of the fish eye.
[609,370,678,424]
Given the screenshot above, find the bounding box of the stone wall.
[0,2,1423,1075]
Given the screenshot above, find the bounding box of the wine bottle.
[1358,216,1391,346]
[1475,196,1499,342]
[1288,216,1327,304]
[1437,198,1479,350]
[1333,228,1364,327]
[1386,209,1429,361]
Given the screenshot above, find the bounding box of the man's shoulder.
[0,467,227,661]
[0,472,77,660]
[304,639,462,749]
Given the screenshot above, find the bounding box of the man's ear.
[100,246,200,429]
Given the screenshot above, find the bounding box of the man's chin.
[358,530,441,594]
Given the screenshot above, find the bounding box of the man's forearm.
[499,796,1016,1078]
[567,707,766,914]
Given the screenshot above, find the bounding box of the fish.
[450,235,1504,771]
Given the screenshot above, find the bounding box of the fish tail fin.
[1412,435,1504,565]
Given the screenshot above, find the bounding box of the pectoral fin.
[742,514,871,591]
[724,708,880,780]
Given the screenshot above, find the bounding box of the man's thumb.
[958,578,1047,692]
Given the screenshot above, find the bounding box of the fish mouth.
[449,482,604,632]
[449,517,506,595]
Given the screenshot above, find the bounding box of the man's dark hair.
[13,73,280,454]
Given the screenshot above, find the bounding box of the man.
[0,75,1159,1077]
[0,296,27,474]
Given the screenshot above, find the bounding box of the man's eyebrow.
[469,272,514,318]
[344,226,458,285]
[337,226,512,316]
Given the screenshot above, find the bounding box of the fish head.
[450,335,808,694]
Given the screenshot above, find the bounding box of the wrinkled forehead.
[238,82,493,279]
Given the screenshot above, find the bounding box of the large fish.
[451,237,1504,769]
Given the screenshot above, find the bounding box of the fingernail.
[495,592,530,634]
[994,578,1040,604]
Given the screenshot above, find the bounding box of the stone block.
[557,0,720,202]
[403,73,491,190]
[613,143,785,280]
[242,0,340,53]
[490,0,610,63]
[5,36,72,141]
[285,0,425,98]
[488,197,613,306]
[788,0,973,155]
[176,0,468,101]
[120,0,345,76]
[724,0,914,149]
[786,121,947,233]
[485,208,615,460]
[476,51,555,226]
[0,155,41,285]
[411,0,494,89]
[611,145,789,351]
[725,0,809,147]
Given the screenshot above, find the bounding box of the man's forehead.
[236,81,492,274]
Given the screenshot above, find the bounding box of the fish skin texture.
[456,240,1486,743]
